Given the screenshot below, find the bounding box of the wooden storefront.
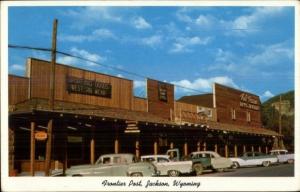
[8,58,281,176]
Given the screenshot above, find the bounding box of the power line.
[8,44,211,95]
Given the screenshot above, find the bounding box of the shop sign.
[240,93,260,111]
[35,131,47,141]
[67,76,112,98]
[158,83,168,102]
[67,136,83,143]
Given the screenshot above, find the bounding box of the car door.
[241,152,256,166]
[156,157,170,175]
[93,157,113,176]
[210,153,227,169]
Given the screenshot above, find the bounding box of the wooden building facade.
[8,58,281,176]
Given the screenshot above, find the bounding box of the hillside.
[261,90,294,149]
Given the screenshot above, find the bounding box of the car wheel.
[130,172,143,177]
[232,162,240,169]
[193,163,203,176]
[168,170,180,177]
[262,161,270,167]
[287,159,294,164]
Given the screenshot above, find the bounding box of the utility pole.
[45,19,58,176]
[49,19,58,110]
[279,95,282,135]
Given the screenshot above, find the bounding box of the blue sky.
[8,6,295,101]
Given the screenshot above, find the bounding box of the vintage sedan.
[65,153,159,176]
[230,152,278,168]
[141,154,193,176]
[189,151,233,172]
[269,149,294,164]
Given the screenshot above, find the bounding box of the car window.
[103,157,111,164]
[143,157,155,162]
[157,157,169,162]
[254,152,261,157]
[279,151,286,155]
[210,154,215,158]
[113,157,122,163]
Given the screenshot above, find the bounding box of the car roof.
[100,153,134,158]
[141,155,169,158]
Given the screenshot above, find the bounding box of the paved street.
[201,164,294,177]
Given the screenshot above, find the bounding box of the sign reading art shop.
[66,76,112,98]
[240,93,260,111]
[158,82,168,102]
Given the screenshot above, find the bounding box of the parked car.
[65,153,160,176]
[269,149,294,164]
[141,154,193,176]
[165,148,209,176]
[189,151,233,172]
[230,152,278,168]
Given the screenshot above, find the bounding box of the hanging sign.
[35,131,47,141]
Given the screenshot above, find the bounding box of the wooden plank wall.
[147,79,174,120]
[9,75,29,105]
[29,58,133,110]
[214,83,262,127]
[174,101,216,123]
[132,97,147,112]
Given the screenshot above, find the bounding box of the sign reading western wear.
[67,76,112,98]
[240,93,260,111]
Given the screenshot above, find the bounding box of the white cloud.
[172,76,239,93]
[262,90,274,98]
[246,41,294,66]
[133,80,146,89]
[141,35,162,48]
[10,64,25,71]
[57,47,106,67]
[195,15,214,27]
[169,36,212,53]
[116,74,124,78]
[60,28,116,43]
[132,17,152,29]
[63,7,122,29]
[224,7,286,36]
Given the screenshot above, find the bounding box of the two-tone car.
[269,149,294,164]
[141,154,193,176]
[65,153,160,176]
[230,152,278,168]
[189,151,233,172]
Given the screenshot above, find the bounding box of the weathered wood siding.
[174,101,216,123]
[9,75,29,105]
[147,79,174,120]
[214,83,262,127]
[28,58,133,110]
[133,97,147,112]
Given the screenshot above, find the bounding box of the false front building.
[8,58,281,176]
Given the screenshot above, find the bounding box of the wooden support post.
[243,145,246,153]
[45,119,53,176]
[114,139,119,154]
[251,145,254,152]
[203,142,206,151]
[197,141,201,151]
[214,144,218,153]
[258,146,261,153]
[30,122,35,176]
[225,144,228,158]
[234,144,238,157]
[170,142,174,149]
[90,126,95,164]
[265,146,268,154]
[184,142,188,156]
[154,141,158,155]
[135,140,140,158]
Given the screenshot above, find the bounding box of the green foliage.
[261,90,294,137]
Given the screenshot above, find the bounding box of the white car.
[269,149,294,164]
[230,152,278,168]
[141,154,193,176]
